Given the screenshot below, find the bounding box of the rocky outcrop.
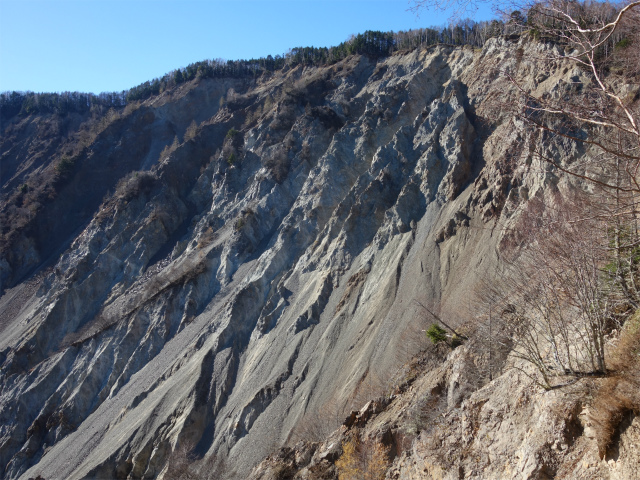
[0,37,615,479]
[250,339,638,480]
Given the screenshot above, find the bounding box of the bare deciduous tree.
[478,195,615,388]
[510,1,640,193]
[413,0,640,387]
[412,1,640,188]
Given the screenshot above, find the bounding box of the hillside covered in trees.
[2,3,634,120]
[0,15,559,118]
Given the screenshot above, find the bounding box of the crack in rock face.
[0,38,595,480]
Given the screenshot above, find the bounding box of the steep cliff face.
[0,37,611,480]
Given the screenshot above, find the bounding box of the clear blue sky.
[0,0,495,94]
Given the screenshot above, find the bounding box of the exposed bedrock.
[0,38,594,479]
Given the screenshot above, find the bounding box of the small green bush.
[227,153,236,166]
[426,324,447,345]
[55,156,76,177]
[226,127,239,139]
[615,38,631,50]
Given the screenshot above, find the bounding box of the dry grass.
[589,310,640,459]
[335,436,390,480]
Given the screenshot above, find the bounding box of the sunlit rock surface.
[0,38,612,479]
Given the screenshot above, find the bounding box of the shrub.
[425,324,447,345]
[589,310,640,458]
[336,438,360,480]
[113,170,158,202]
[185,120,199,141]
[477,196,619,389]
[336,437,390,480]
[263,144,290,183]
[55,156,76,177]
[160,136,180,160]
[615,38,631,50]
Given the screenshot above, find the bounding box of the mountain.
[1,33,638,480]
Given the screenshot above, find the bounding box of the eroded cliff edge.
[0,37,627,479]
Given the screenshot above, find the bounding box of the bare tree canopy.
[409,0,640,387]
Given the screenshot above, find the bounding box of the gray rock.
[0,38,600,480]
